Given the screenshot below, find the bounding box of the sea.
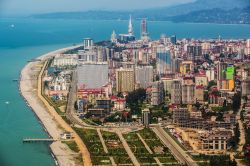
[0,18,250,166]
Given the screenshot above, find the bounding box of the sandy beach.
[20,46,91,166]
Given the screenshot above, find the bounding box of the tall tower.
[128,15,133,36]
[141,18,149,41]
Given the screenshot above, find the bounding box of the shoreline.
[19,45,82,166]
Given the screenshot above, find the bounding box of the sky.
[0,0,195,16]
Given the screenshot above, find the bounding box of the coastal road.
[152,126,197,166]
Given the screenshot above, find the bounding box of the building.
[171,79,182,104]
[195,86,204,103]
[150,81,164,106]
[53,54,77,67]
[245,39,250,55]
[242,78,250,96]
[187,45,202,60]
[173,108,189,124]
[97,46,108,62]
[170,35,176,45]
[116,68,135,92]
[182,84,195,104]
[118,15,135,43]
[83,38,93,50]
[141,18,149,41]
[111,30,117,43]
[180,61,193,75]
[199,129,232,150]
[156,45,171,75]
[142,108,150,126]
[135,66,153,88]
[77,63,109,89]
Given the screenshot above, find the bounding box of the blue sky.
[0,0,195,16]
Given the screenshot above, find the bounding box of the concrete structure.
[77,63,109,89]
[53,54,77,67]
[199,129,232,150]
[141,18,149,41]
[116,68,135,92]
[156,45,171,75]
[83,38,93,50]
[171,79,182,104]
[135,66,153,88]
[182,84,195,104]
[142,108,150,126]
[173,108,189,124]
[242,78,250,97]
[150,81,164,106]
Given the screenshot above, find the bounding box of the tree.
[232,93,241,113]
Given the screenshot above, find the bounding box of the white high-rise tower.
[128,15,133,36]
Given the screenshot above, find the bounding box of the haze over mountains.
[33,0,250,24]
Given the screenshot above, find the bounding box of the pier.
[23,138,57,143]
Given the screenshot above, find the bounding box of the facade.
[171,79,182,104]
[156,45,171,75]
[141,18,149,41]
[83,38,93,50]
[199,129,232,150]
[182,84,195,104]
[195,86,204,103]
[116,68,135,92]
[242,78,250,96]
[135,66,153,88]
[77,63,109,89]
[142,108,150,126]
[150,81,164,106]
[53,54,77,67]
[173,108,189,124]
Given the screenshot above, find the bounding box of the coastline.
[19,45,83,166]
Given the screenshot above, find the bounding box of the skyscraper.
[156,45,171,75]
[141,18,149,41]
[128,15,133,36]
[110,30,117,43]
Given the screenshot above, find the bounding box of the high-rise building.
[142,108,150,126]
[141,18,149,41]
[242,78,250,96]
[156,45,171,75]
[187,45,202,60]
[97,46,107,62]
[150,81,164,106]
[171,79,182,104]
[173,108,189,124]
[245,39,250,55]
[182,84,195,104]
[170,35,177,45]
[135,66,153,88]
[128,15,134,36]
[116,68,135,92]
[217,62,227,81]
[83,38,93,50]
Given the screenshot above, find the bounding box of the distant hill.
[170,6,250,24]
[32,0,250,24]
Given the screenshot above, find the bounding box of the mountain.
[32,0,250,24]
[170,6,250,24]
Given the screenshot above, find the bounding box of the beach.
[19,46,91,166]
